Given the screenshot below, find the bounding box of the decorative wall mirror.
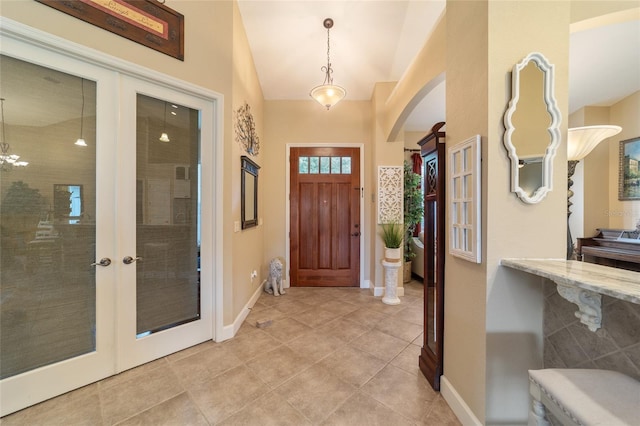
[241,156,260,229]
[503,52,561,204]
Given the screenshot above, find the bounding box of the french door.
[0,34,214,416]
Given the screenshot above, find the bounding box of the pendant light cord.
[1,98,6,149]
[322,25,334,85]
[79,79,85,139]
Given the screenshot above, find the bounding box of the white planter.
[384,247,402,263]
[381,259,401,305]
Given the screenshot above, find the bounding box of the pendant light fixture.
[75,78,87,147]
[0,98,28,171]
[159,101,170,142]
[310,18,346,110]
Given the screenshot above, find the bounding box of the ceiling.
[237,1,640,132]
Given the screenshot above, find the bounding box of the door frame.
[285,143,365,288]
[0,17,225,416]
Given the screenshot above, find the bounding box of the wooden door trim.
[285,143,365,288]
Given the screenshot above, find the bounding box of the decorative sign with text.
[36,0,184,60]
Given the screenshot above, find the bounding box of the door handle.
[351,232,361,237]
[91,258,111,267]
[123,256,143,264]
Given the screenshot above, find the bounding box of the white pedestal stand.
[381,259,401,305]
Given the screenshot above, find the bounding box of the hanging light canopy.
[567,125,622,161]
[0,98,28,171]
[159,101,170,142]
[75,78,87,147]
[310,18,346,110]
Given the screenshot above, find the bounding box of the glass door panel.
[135,94,201,336]
[0,47,117,416]
[117,77,212,371]
[0,55,98,379]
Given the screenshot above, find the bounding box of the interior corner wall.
[446,1,570,423]
[371,82,404,291]
[444,2,489,421]
[231,1,266,322]
[262,100,372,287]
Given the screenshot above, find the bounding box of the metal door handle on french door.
[91,258,111,267]
[123,256,143,264]
[351,232,361,237]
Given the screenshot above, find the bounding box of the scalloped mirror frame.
[503,52,561,204]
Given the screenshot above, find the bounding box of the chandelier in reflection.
[0,98,28,171]
[309,18,346,110]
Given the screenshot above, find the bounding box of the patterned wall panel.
[377,166,403,224]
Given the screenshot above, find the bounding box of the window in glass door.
[135,94,201,337]
[0,55,97,379]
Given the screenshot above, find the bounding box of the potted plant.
[380,221,403,262]
[403,161,424,282]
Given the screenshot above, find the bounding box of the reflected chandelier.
[310,18,346,110]
[0,98,28,171]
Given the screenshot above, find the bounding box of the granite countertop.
[500,259,640,305]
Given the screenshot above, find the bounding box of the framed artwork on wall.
[619,137,640,201]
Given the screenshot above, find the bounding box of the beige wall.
[568,92,640,239]
[609,91,640,229]
[444,1,569,423]
[370,82,405,290]
[230,1,266,322]
[382,14,446,142]
[262,100,372,284]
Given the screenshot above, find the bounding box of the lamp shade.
[310,84,346,110]
[567,125,622,161]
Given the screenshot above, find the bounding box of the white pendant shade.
[159,132,170,143]
[75,138,87,147]
[310,84,346,110]
[567,125,622,161]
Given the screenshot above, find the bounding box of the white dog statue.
[263,257,285,296]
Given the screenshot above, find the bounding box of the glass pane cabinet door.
[135,94,201,337]
[0,55,98,379]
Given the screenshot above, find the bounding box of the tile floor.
[1,280,460,425]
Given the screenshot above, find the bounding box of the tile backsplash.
[543,279,640,380]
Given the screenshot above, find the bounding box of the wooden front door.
[290,147,360,287]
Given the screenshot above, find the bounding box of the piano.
[576,228,640,273]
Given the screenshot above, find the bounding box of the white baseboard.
[368,284,404,297]
[371,285,384,297]
[362,279,372,289]
[441,375,482,426]
[218,282,264,342]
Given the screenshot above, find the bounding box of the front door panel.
[290,147,360,287]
